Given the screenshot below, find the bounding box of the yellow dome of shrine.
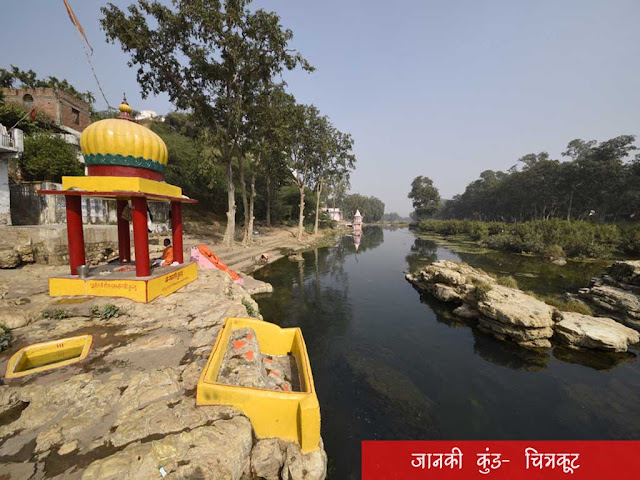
[80,100,168,181]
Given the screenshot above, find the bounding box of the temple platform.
[49,261,198,303]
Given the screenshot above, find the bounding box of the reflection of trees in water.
[405,237,438,273]
[255,243,363,479]
[341,225,385,255]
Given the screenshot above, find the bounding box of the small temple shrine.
[38,100,198,303]
[353,209,363,234]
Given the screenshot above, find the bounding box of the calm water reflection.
[253,227,640,479]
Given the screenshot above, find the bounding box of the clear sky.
[2,1,640,215]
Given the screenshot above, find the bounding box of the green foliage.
[92,304,121,319]
[0,65,95,105]
[0,101,54,135]
[497,276,519,288]
[342,193,385,222]
[0,323,12,352]
[42,308,70,320]
[20,133,83,182]
[441,136,640,223]
[472,281,493,301]
[543,244,565,260]
[150,121,227,212]
[417,218,629,259]
[242,299,258,318]
[533,295,594,316]
[101,0,313,245]
[409,176,441,220]
[318,211,337,229]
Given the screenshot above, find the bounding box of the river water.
[253,227,640,479]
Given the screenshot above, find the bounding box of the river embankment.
[0,228,337,479]
[414,219,640,261]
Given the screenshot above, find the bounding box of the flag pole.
[8,109,35,132]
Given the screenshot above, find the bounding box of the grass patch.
[42,308,70,320]
[524,291,594,315]
[497,275,519,288]
[242,299,258,318]
[92,304,121,320]
[541,297,594,316]
[472,281,493,301]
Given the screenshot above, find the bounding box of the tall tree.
[286,104,321,240]
[245,85,294,241]
[101,0,312,246]
[310,122,356,234]
[408,176,440,220]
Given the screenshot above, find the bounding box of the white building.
[0,125,24,225]
[324,207,341,222]
[135,110,165,122]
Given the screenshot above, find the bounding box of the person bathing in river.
[152,238,174,267]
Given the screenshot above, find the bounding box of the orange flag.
[63,0,93,52]
[29,108,36,121]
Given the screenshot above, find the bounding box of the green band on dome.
[83,153,166,173]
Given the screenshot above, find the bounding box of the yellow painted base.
[61,175,182,200]
[197,317,321,453]
[5,335,93,379]
[49,262,197,303]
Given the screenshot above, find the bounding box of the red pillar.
[65,195,86,275]
[131,196,151,277]
[116,199,131,263]
[171,201,184,264]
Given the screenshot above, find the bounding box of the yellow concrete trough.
[197,317,321,453]
[5,335,93,379]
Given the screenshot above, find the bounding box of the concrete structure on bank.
[0,124,24,225]
[10,180,169,230]
[39,100,197,303]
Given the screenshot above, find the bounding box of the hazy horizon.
[2,0,639,215]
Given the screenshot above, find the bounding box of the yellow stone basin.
[197,317,321,453]
[5,335,93,379]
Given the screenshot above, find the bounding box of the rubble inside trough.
[217,327,301,392]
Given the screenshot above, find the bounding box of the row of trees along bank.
[100,0,359,246]
[415,219,640,259]
[441,135,640,223]
[408,135,640,259]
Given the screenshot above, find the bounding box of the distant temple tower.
[353,209,363,234]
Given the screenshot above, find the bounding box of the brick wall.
[57,90,91,131]
[1,87,91,132]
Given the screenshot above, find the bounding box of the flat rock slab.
[242,275,274,295]
[555,312,640,352]
[477,285,555,329]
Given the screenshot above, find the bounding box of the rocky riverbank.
[577,260,640,332]
[0,264,327,479]
[406,260,640,354]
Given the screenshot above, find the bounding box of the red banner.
[362,441,639,479]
